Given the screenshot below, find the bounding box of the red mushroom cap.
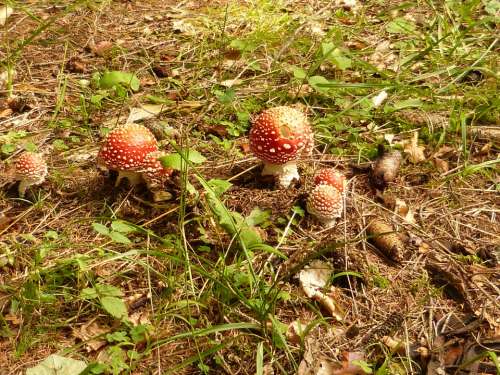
[249,106,313,165]
[97,123,158,171]
[140,151,173,187]
[306,184,343,223]
[14,152,48,183]
[314,168,346,192]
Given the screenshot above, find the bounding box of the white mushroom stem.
[18,176,45,198]
[261,161,299,188]
[115,171,144,187]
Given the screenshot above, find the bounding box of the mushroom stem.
[116,171,144,187]
[261,161,299,188]
[18,179,29,198]
[18,176,45,198]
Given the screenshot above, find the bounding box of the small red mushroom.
[249,106,313,188]
[314,168,346,192]
[140,150,173,190]
[97,123,158,186]
[14,152,48,197]
[306,184,343,227]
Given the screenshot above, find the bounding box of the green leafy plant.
[80,283,128,320]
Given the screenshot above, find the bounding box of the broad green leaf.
[207,178,232,196]
[245,207,271,226]
[352,359,373,374]
[80,287,98,299]
[111,220,136,234]
[1,143,16,154]
[321,43,352,70]
[26,354,87,375]
[292,66,307,80]
[249,243,287,259]
[159,149,206,171]
[386,18,416,34]
[99,71,140,91]
[308,75,330,92]
[385,98,423,112]
[100,296,128,319]
[108,231,131,244]
[92,222,109,235]
[239,228,262,248]
[96,284,123,297]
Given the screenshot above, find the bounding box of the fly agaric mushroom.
[140,150,173,190]
[249,106,313,188]
[306,184,343,227]
[14,152,48,197]
[97,123,159,186]
[314,168,346,193]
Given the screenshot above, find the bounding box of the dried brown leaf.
[72,321,107,352]
[402,132,426,164]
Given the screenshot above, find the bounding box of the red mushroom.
[14,152,48,197]
[314,168,346,192]
[97,123,158,186]
[306,184,343,227]
[249,106,313,188]
[140,150,173,190]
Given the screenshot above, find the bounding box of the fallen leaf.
[384,133,395,145]
[220,78,243,87]
[333,351,370,374]
[0,68,16,89]
[286,320,309,344]
[402,131,426,164]
[72,320,107,352]
[0,108,13,118]
[152,65,171,78]
[433,157,449,173]
[433,145,454,158]
[90,40,113,56]
[0,6,13,26]
[26,355,87,375]
[372,90,388,108]
[172,19,196,35]
[67,57,86,73]
[394,198,416,224]
[127,104,170,123]
[298,260,344,321]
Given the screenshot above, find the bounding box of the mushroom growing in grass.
[249,106,313,188]
[97,123,158,186]
[14,152,48,197]
[140,150,173,190]
[306,184,343,228]
[314,168,346,193]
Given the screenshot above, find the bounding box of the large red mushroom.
[249,106,313,188]
[14,152,48,197]
[97,123,159,186]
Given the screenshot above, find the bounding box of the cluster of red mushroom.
[10,105,345,229]
[96,123,172,189]
[247,105,346,228]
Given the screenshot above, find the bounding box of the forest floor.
[0,0,499,374]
